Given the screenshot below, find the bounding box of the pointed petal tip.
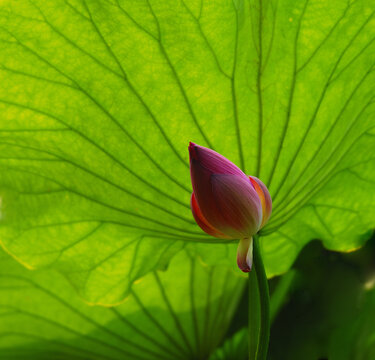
[237,255,252,272]
[237,237,253,273]
[188,142,198,160]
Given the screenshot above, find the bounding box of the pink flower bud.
[188,142,272,272]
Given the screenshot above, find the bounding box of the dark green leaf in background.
[208,238,375,360]
[0,0,374,305]
[330,286,375,360]
[209,327,248,360]
[269,238,375,360]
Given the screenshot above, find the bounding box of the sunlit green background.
[0,0,374,359]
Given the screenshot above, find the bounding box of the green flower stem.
[248,259,261,359]
[248,235,270,360]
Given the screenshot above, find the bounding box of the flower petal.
[211,174,262,238]
[190,193,231,239]
[249,176,272,228]
[190,156,227,231]
[237,237,253,272]
[189,142,268,239]
[189,142,247,179]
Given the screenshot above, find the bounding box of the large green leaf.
[0,0,374,303]
[0,247,245,359]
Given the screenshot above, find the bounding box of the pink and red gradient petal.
[190,193,230,239]
[188,142,272,273]
[249,176,272,229]
[189,142,247,179]
[210,174,262,238]
[237,237,253,272]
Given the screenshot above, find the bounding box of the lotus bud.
[189,142,272,272]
